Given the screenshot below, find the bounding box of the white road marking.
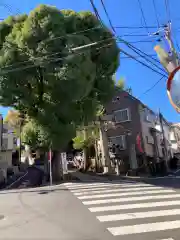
[71,183,155,193]
[89,200,180,212]
[107,220,180,236]
[157,238,174,240]
[64,182,106,187]
[78,189,174,200]
[65,183,143,190]
[83,193,180,205]
[74,186,164,195]
[97,209,180,222]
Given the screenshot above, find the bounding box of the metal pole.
[19,123,22,165]
[159,110,169,171]
[49,148,53,186]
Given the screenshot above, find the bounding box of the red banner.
[136,133,144,153]
[48,150,52,161]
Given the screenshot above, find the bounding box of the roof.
[116,90,171,125]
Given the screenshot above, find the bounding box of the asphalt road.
[143,175,180,189]
[1,178,180,240]
[0,184,114,240]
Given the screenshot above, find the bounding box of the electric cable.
[138,76,165,98]
[0,38,115,74]
[137,0,150,34]
[0,36,167,78]
[152,0,160,28]
[92,0,167,75]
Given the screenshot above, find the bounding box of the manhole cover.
[0,215,4,220]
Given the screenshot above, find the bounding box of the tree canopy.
[0,5,120,149]
[4,109,23,136]
[21,119,50,150]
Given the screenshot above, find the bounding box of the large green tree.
[0,4,119,151]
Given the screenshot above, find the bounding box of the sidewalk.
[69,170,150,182]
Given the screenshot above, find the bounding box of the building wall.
[156,121,173,159]
[170,124,180,154]
[0,151,12,170]
[2,123,16,151]
[0,115,3,151]
[139,105,156,157]
[105,91,142,160]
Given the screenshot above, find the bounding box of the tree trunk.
[52,150,63,182]
[99,119,111,173]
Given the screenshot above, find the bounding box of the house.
[170,123,180,156]
[104,90,176,173]
[0,121,19,180]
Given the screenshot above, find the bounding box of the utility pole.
[154,22,179,74]
[159,110,169,171]
[48,146,53,186]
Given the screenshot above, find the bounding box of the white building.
[170,123,180,155]
[140,106,174,162]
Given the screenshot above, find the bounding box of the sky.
[1,0,180,122]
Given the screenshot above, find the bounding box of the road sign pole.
[49,149,53,186]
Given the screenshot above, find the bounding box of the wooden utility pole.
[154,22,179,73]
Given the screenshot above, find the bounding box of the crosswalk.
[64,180,180,240]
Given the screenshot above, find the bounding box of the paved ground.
[0,184,114,240]
[64,179,180,240]
[1,178,180,240]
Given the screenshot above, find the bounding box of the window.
[146,136,154,144]
[114,108,130,123]
[109,135,126,150]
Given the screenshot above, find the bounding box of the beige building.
[0,120,18,181]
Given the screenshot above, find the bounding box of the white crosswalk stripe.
[64,181,177,240]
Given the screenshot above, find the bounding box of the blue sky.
[1,0,180,122]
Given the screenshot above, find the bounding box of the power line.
[138,76,165,98]
[0,35,167,78]
[100,0,116,33]
[120,53,157,59]
[0,28,114,70]
[164,1,180,53]
[1,35,154,71]
[152,0,160,28]
[93,0,167,75]
[137,0,150,34]
[164,0,171,23]
[119,38,167,74]
[119,34,148,37]
[89,0,104,26]
[0,37,115,72]
[90,0,167,77]
[0,42,113,74]
[114,26,157,29]
[119,48,166,77]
